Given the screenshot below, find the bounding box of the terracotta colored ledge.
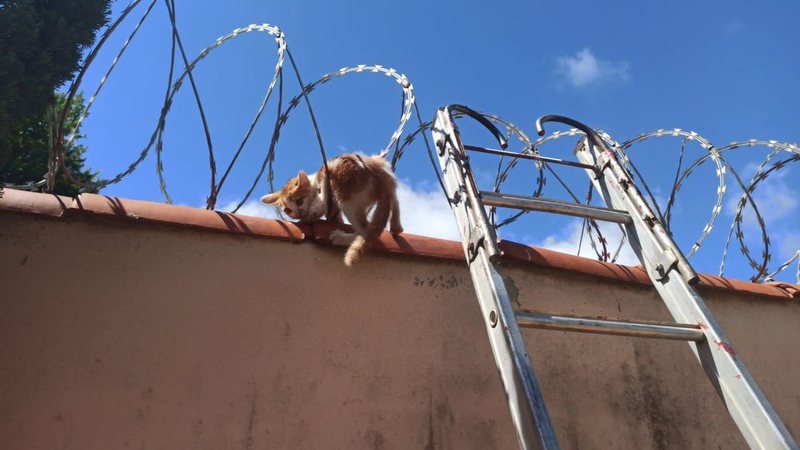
[0,187,70,217]
[1,187,797,301]
[311,221,464,262]
[68,192,308,243]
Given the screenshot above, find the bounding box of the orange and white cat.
[260,153,402,266]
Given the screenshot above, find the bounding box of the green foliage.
[1,93,98,196]
[0,0,110,195]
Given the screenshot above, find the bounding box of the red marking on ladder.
[715,340,736,356]
[698,322,708,330]
[735,374,742,380]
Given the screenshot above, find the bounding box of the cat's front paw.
[390,223,404,235]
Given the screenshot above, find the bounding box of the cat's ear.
[260,192,281,204]
[296,170,311,188]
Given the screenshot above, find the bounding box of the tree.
[0,0,110,194]
[1,93,98,196]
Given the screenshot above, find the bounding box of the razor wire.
[499,127,800,283]
[23,0,799,283]
[44,1,414,212]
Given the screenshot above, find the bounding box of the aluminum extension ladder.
[431,106,798,450]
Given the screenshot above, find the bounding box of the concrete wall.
[1,208,798,449]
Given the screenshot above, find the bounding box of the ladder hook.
[447,104,508,150]
[535,114,613,156]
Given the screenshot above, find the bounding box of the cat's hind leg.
[343,196,392,266]
[330,202,366,247]
[366,196,392,240]
[389,196,403,235]
[340,202,369,236]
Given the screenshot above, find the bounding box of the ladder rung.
[480,191,632,224]
[517,311,705,341]
[464,144,598,171]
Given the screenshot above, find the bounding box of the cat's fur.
[260,153,402,266]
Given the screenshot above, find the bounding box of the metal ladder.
[431,106,798,450]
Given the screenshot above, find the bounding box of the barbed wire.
[390,120,799,283]
[15,0,797,283]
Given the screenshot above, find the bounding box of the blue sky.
[73,0,799,282]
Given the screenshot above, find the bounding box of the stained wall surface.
[1,194,798,449]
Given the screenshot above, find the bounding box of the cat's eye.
[296,198,304,206]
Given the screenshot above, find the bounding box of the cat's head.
[260,171,323,221]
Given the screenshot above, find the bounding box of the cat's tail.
[344,235,369,267]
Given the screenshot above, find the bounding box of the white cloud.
[723,167,798,275]
[217,199,279,219]
[725,168,797,225]
[395,180,459,240]
[778,230,800,261]
[556,48,630,88]
[537,219,640,265]
[723,20,743,37]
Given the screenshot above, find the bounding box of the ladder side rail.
[574,138,798,450]
[432,108,560,450]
